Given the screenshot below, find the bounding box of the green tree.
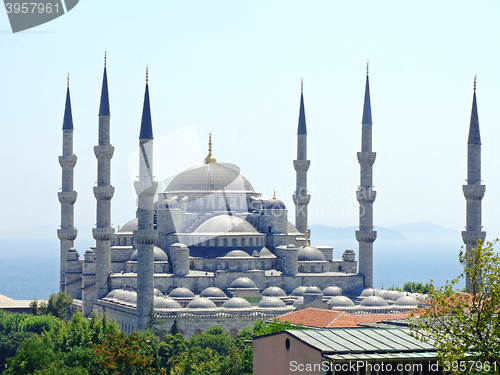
[410,239,500,373]
[32,291,73,319]
[403,281,432,294]
[253,318,304,336]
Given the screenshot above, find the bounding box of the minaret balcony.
[58,155,77,168]
[94,145,115,160]
[93,186,115,200]
[92,227,115,241]
[57,228,78,241]
[462,230,486,245]
[357,152,376,166]
[133,229,158,244]
[356,188,376,203]
[355,230,377,243]
[58,191,78,204]
[293,160,310,172]
[134,180,158,197]
[462,185,485,200]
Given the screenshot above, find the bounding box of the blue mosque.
[57,57,482,335]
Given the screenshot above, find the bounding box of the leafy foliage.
[403,281,432,294]
[31,291,73,319]
[253,317,305,336]
[410,240,500,373]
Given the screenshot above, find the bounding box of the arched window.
[225,261,229,270]
[249,238,254,246]
[237,262,241,270]
[214,238,218,247]
[190,261,195,269]
[232,238,238,246]
[241,238,246,247]
[311,266,315,273]
[338,265,342,272]
[321,265,325,273]
[223,238,228,247]
[261,261,265,269]
[298,265,304,273]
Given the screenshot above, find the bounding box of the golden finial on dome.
[104,50,107,67]
[301,78,303,92]
[474,74,477,91]
[67,72,70,87]
[204,132,217,164]
[146,65,149,84]
[273,190,276,199]
[366,60,369,75]
[304,227,310,246]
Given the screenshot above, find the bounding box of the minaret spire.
[90,54,115,314]
[462,75,486,290]
[58,76,78,291]
[204,133,217,164]
[135,67,158,330]
[356,67,377,288]
[293,79,311,234]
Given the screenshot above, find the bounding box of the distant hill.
[389,221,461,242]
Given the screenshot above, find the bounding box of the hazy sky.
[1,1,499,243]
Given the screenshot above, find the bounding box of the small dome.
[360,295,389,307]
[328,296,355,308]
[263,197,286,210]
[223,297,252,309]
[129,247,168,262]
[187,296,217,309]
[154,296,181,309]
[169,287,195,298]
[343,248,355,254]
[304,286,322,295]
[67,247,77,253]
[200,287,227,298]
[360,288,378,297]
[119,218,138,233]
[292,297,304,308]
[298,246,326,262]
[291,286,308,297]
[322,286,343,297]
[382,290,401,301]
[105,289,120,299]
[394,294,418,308]
[123,291,137,304]
[154,288,164,297]
[259,248,276,258]
[417,294,428,302]
[262,286,286,297]
[258,297,286,308]
[221,250,252,258]
[194,214,259,235]
[230,277,258,289]
[85,248,95,254]
[155,197,180,210]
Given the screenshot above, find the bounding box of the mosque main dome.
[166,163,255,194]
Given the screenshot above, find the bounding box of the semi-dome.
[169,287,195,298]
[105,289,120,299]
[258,297,286,308]
[328,296,355,309]
[259,248,277,258]
[360,295,389,307]
[200,287,227,298]
[223,297,252,309]
[113,289,133,301]
[230,277,258,289]
[154,296,181,309]
[119,218,138,233]
[194,215,259,235]
[298,246,326,262]
[129,247,169,262]
[393,294,418,308]
[291,286,308,297]
[187,296,217,309]
[220,250,252,258]
[166,163,255,193]
[123,291,137,304]
[322,286,343,297]
[262,286,286,297]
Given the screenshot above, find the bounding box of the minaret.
[57,74,78,291]
[355,64,377,288]
[461,76,486,290]
[135,67,158,330]
[93,53,115,300]
[292,79,310,234]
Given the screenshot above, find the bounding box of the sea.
[0,237,466,301]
